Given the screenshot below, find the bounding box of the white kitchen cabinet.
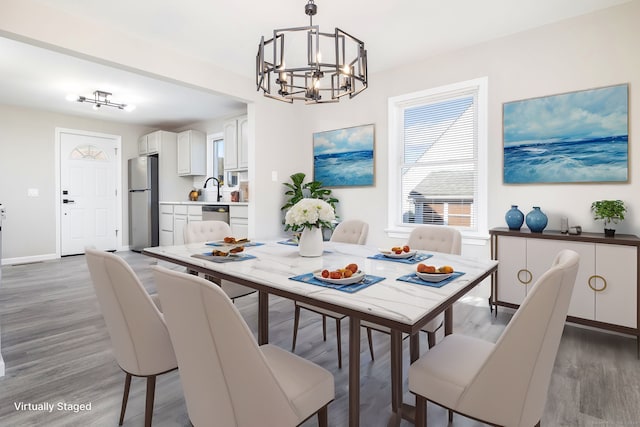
[172,204,202,245]
[177,130,206,176]
[223,115,248,170]
[230,204,248,237]
[159,204,174,246]
[491,228,640,351]
[138,130,160,155]
[136,130,194,201]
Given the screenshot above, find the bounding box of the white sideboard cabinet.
[490,228,640,354]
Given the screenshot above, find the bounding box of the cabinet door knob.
[588,275,607,292]
[517,269,532,285]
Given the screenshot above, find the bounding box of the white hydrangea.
[285,198,335,230]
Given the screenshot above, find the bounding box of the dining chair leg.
[415,395,426,427]
[336,318,342,369]
[292,304,301,351]
[427,331,437,349]
[317,405,328,427]
[144,375,156,427]
[366,327,375,361]
[448,409,453,423]
[118,372,132,425]
[322,314,327,341]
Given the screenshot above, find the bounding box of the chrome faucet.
[203,177,221,202]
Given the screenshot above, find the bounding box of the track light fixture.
[256,0,368,104]
[67,90,135,112]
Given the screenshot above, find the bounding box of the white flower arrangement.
[284,198,335,232]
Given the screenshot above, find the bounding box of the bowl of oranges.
[415,264,455,282]
[379,245,417,259]
[314,263,365,285]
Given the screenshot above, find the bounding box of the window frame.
[387,77,489,242]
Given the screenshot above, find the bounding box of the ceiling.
[0,0,630,128]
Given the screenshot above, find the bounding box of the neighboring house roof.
[409,170,474,200]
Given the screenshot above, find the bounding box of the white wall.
[0,104,153,260]
[1,0,638,260]
[294,1,640,257]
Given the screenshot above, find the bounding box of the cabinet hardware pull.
[517,269,532,285]
[588,275,607,292]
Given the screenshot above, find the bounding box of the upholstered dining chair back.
[330,219,369,245]
[154,266,334,427]
[85,248,177,376]
[182,220,254,300]
[455,249,579,426]
[183,220,232,244]
[407,225,462,255]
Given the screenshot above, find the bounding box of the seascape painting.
[503,84,628,184]
[313,124,374,187]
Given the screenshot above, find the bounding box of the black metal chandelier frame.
[256,0,368,104]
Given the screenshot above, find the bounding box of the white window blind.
[388,77,488,236]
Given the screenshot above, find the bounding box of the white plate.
[313,269,366,285]
[380,249,417,259]
[415,271,453,282]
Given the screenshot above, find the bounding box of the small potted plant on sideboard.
[591,199,626,237]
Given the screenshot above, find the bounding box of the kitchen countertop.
[159,201,249,206]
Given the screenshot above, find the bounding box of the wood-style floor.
[0,251,639,426]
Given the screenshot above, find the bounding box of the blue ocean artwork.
[313,124,374,187]
[503,84,628,183]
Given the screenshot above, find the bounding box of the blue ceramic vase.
[505,205,525,230]
[526,206,548,233]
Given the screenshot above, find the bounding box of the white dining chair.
[292,219,374,368]
[183,220,255,300]
[407,225,462,347]
[85,248,178,427]
[153,266,335,427]
[408,249,579,427]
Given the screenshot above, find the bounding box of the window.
[387,77,488,239]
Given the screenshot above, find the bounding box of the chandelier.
[256,0,368,104]
[67,90,135,111]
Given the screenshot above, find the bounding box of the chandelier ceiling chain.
[256,0,368,104]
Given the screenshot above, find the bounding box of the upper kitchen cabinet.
[177,130,206,176]
[138,130,161,155]
[223,115,248,170]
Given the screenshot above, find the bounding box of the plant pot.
[604,228,616,237]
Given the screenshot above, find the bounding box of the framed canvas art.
[503,83,628,184]
[313,124,375,187]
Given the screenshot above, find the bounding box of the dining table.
[142,239,498,427]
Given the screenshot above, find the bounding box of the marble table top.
[143,240,498,332]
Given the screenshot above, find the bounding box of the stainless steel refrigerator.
[128,156,159,252]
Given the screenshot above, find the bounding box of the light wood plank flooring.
[0,251,639,426]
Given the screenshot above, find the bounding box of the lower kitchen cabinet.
[159,204,202,246]
[490,227,640,354]
[159,204,174,246]
[229,205,248,237]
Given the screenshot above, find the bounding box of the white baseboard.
[1,253,58,266]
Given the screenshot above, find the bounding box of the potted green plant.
[281,172,339,236]
[591,199,626,237]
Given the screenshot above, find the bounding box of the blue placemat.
[289,273,385,293]
[206,241,265,247]
[192,253,257,263]
[367,252,433,264]
[396,271,465,288]
[277,239,298,246]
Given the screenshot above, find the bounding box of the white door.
[60,131,119,255]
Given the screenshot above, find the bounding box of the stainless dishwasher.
[202,205,230,224]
